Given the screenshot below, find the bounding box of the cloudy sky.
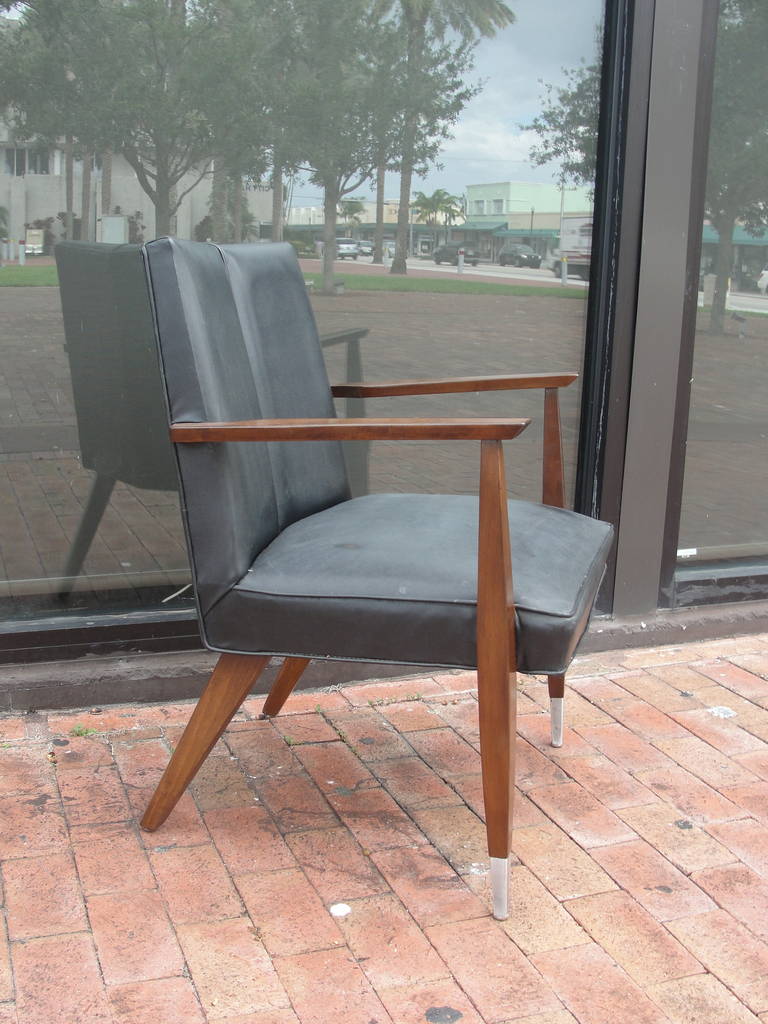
[292,0,603,207]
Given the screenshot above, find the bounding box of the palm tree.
[412,187,463,244]
[384,0,514,274]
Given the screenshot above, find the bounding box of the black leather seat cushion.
[204,494,614,674]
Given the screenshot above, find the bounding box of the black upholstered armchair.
[139,238,613,920]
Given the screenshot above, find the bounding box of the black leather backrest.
[55,241,176,490]
[143,238,350,616]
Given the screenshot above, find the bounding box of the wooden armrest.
[331,372,577,398]
[170,417,530,443]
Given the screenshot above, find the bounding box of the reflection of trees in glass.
[381,0,515,275]
[412,188,463,244]
[338,198,366,226]
[525,60,600,188]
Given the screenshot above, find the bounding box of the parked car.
[758,266,768,296]
[432,242,479,266]
[335,238,359,260]
[357,239,374,257]
[498,243,541,268]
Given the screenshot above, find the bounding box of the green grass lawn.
[304,271,586,299]
[0,264,59,286]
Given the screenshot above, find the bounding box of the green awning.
[456,221,507,232]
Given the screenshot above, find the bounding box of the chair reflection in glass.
[139,238,613,919]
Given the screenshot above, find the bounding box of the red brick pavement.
[2,632,768,1022]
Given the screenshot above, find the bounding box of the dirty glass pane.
[678,2,768,571]
[0,0,604,626]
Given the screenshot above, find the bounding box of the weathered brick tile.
[670,708,765,756]
[107,977,207,1024]
[0,792,68,860]
[607,699,690,742]
[609,670,702,714]
[518,714,596,758]
[568,674,630,702]
[646,973,762,1024]
[667,909,768,1014]
[592,839,715,921]
[287,827,388,903]
[500,865,588,955]
[12,933,112,1024]
[501,1012,579,1024]
[693,660,768,699]
[327,786,427,851]
[376,978,487,1024]
[427,917,561,1022]
[338,893,449,989]
[71,822,155,895]
[189,753,257,811]
[516,737,569,791]
[655,735,757,790]
[410,805,490,875]
[0,1002,17,1024]
[225,723,300,778]
[407,728,481,779]
[428,697,481,742]
[564,890,702,986]
[274,948,392,1024]
[0,745,57,797]
[512,824,617,901]
[634,764,743,824]
[695,688,768,744]
[88,891,184,985]
[150,844,243,923]
[705,819,768,878]
[4,852,86,940]
[294,740,377,794]
[272,714,339,745]
[204,805,295,876]
[729,652,768,680]
[214,1013,300,1024]
[237,868,344,955]
[178,918,290,1019]
[371,756,461,810]
[323,709,414,761]
[556,691,615,728]
[52,737,114,770]
[243,688,349,718]
[649,663,724,691]
[735,748,768,782]
[58,764,131,826]
[576,723,673,773]
[342,676,443,707]
[532,942,669,1024]
[252,772,339,834]
[0,913,12,1002]
[0,716,26,743]
[430,669,478,694]
[370,845,486,928]
[527,781,637,848]
[696,860,768,937]
[617,802,735,873]
[558,754,655,810]
[620,644,707,669]
[378,699,445,733]
[721,781,768,824]
[138,792,209,850]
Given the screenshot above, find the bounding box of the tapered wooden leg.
[141,653,268,831]
[260,657,311,718]
[548,673,565,747]
[477,440,517,920]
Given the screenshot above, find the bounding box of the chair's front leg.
[261,657,311,718]
[477,440,517,921]
[141,653,269,831]
[548,674,565,747]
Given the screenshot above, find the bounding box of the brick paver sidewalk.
[2,634,768,1023]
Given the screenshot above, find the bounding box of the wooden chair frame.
[141,371,575,919]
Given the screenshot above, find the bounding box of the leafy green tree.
[338,197,365,226]
[412,187,462,243]
[381,0,514,274]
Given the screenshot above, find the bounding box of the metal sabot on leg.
[490,856,509,920]
[550,697,564,747]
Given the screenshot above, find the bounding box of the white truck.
[552,215,592,281]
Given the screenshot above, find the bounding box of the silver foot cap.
[490,856,509,920]
[550,697,564,747]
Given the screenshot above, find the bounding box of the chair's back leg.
[58,474,115,598]
[141,653,269,831]
[548,673,565,747]
[261,657,311,718]
[477,440,517,920]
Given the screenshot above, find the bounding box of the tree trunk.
[373,159,385,264]
[232,175,243,242]
[155,177,172,237]
[271,157,284,242]
[322,181,339,294]
[710,212,736,333]
[64,136,74,240]
[80,149,92,242]
[211,159,228,242]
[390,17,425,275]
[101,148,113,219]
